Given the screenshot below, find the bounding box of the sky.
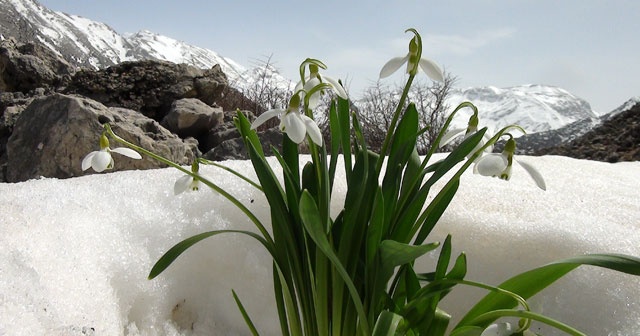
[1,155,639,334]
[37,0,640,114]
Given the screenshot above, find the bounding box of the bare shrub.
[354,72,456,154]
[218,54,294,129]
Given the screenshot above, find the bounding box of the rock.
[5,93,198,182]
[200,110,255,153]
[0,37,76,93]
[64,60,228,121]
[162,98,223,138]
[203,127,282,161]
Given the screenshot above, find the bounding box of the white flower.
[295,74,348,108]
[250,94,323,146]
[473,138,546,190]
[481,322,516,336]
[81,135,142,172]
[379,32,443,81]
[174,174,200,195]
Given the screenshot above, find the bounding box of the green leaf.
[449,326,483,336]
[457,253,640,329]
[413,178,459,245]
[149,229,272,280]
[299,190,371,335]
[232,290,260,336]
[379,240,440,281]
[234,110,264,157]
[372,310,405,336]
[388,103,419,169]
[423,308,450,336]
[328,100,342,189]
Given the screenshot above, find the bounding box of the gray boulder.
[203,127,283,161]
[5,93,198,182]
[200,110,255,153]
[162,98,224,138]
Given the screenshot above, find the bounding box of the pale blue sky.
[39,0,640,113]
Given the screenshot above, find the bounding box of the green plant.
[84,28,640,336]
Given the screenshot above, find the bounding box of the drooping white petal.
[282,112,306,143]
[174,175,193,195]
[439,127,466,147]
[480,322,515,336]
[379,55,409,78]
[301,114,323,146]
[517,159,547,191]
[110,147,142,159]
[250,109,283,130]
[419,58,444,82]
[91,150,113,172]
[81,151,98,171]
[321,75,348,99]
[474,153,508,176]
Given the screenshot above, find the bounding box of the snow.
[0,154,639,335]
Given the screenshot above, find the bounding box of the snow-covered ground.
[0,154,638,335]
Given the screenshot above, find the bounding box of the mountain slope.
[446,84,598,134]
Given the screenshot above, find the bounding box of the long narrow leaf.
[149,229,272,279]
[232,290,260,336]
[372,310,405,336]
[457,253,640,329]
[299,190,371,335]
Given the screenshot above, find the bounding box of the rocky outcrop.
[161,98,224,138]
[5,94,198,182]
[203,127,283,161]
[64,60,228,121]
[535,103,640,162]
[0,37,76,93]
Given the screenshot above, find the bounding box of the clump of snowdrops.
[83,28,640,336]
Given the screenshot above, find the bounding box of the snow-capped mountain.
[0,0,291,90]
[446,84,598,135]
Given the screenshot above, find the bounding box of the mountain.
[502,96,640,155]
[445,84,598,135]
[0,0,290,90]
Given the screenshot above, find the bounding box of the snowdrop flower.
[474,137,546,190]
[480,322,516,336]
[379,28,444,82]
[295,60,348,108]
[81,133,141,172]
[174,160,201,195]
[250,93,323,145]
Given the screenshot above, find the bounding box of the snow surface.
[0,155,639,335]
